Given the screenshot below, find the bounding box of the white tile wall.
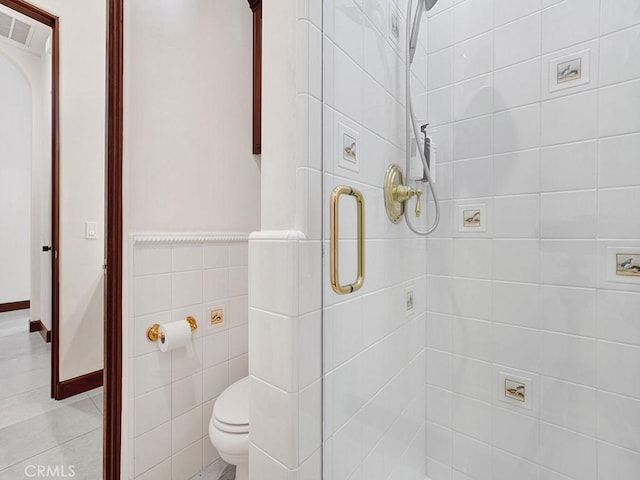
[494,104,541,153]
[492,149,540,195]
[542,0,600,53]
[425,1,640,479]
[253,1,640,479]
[128,236,249,479]
[600,0,640,35]
[541,91,598,146]
[541,141,598,192]
[494,58,541,111]
[454,32,493,83]
[247,231,324,478]
[493,13,541,69]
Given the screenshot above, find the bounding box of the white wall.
[260,0,298,231]
[0,51,32,305]
[424,1,640,478]
[122,0,261,477]
[0,20,53,329]
[125,0,260,233]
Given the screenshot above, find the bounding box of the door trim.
[247,0,262,154]
[0,300,30,312]
[104,0,124,478]
[29,319,51,342]
[57,369,104,399]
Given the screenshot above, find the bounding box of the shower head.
[425,0,439,10]
[408,0,439,64]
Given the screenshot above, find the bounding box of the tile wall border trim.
[131,233,251,245]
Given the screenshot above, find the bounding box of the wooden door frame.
[247,0,261,154]
[104,0,123,478]
[0,0,123,478]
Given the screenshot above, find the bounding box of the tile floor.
[190,458,235,480]
[0,310,234,480]
[0,310,103,480]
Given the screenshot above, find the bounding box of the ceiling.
[0,3,51,55]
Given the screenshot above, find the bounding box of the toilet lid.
[213,376,249,429]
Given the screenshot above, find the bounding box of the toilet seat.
[212,417,248,434]
[212,376,249,434]
[209,376,250,480]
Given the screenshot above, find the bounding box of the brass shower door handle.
[330,186,365,295]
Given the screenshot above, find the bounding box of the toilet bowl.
[209,376,250,480]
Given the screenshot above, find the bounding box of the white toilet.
[209,376,250,480]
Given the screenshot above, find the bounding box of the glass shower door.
[321,1,430,478]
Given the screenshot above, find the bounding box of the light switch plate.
[85,221,98,240]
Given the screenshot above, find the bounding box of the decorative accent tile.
[607,247,640,284]
[549,49,591,92]
[405,285,415,316]
[498,371,532,410]
[457,204,487,232]
[337,122,360,173]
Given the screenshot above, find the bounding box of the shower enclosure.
[321,0,640,479]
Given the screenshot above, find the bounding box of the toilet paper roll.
[158,320,192,352]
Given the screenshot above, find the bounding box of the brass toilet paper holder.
[146,316,198,342]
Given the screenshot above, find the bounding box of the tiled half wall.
[128,234,249,480]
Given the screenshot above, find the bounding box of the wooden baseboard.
[56,369,103,400]
[0,300,30,313]
[29,319,52,343]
